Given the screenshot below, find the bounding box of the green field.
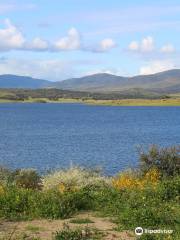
[84,98,180,106]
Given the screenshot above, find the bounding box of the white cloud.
[0,19,117,53]
[0,19,25,51]
[86,38,117,53]
[128,36,154,53]
[54,28,81,51]
[27,38,49,51]
[128,37,177,58]
[160,44,175,53]
[54,31,116,52]
[141,36,154,52]
[98,38,116,52]
[128,41,139,51]
[139,60,175,75]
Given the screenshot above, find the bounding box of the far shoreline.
[0,97,180,106]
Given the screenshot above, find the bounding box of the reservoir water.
[0,103,179,175]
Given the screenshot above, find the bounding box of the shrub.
[54,224,102,240]
[0,186,97,220]
[14,169,42,190]
[42,167,110,191]
[112,168,159,190]
[0,163,179,235]
[0,166,14,186]
[139,145,180,177]
[94,175,180,231]
[0,186,41,220]
[99,186,179,229]
[37,190,78,219]
[157,175,180,201]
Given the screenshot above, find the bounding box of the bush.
[42,167,110,191]
[0,162,179,236]
[0,187,41,220]
[157,176,180,201]
[93,176,180,231]
[14,169,42,190]
[112,168,160,190]
[54,224,102,240]
[139,145,180,177]
[37,190,78,219]
[0,166,14,186]
[0,186,98,220]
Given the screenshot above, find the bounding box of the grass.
[0,97,83,104]
[69,218,94,224]
[25,98,83,103]
[54,224,104,240]
[84,98,180,106]
[25,225,42,233]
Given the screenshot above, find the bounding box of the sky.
[0,0,180,81]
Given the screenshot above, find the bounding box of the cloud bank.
[128,36,176,56]
[0,19,116,53]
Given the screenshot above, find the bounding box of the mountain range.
[0,75,50,89]
[0,69,180,94]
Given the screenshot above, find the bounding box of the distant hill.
[53,69,180,93]
[0,70,180,95]
[0,75,50,88]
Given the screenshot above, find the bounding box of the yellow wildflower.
[144,168,160,186]
[0,185,4,195]
[112,173,138,190]
[112,168,160,191]
[58,183,66,193]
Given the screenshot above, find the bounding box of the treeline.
[0,88,165,101]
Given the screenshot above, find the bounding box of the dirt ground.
[0,212,136,240]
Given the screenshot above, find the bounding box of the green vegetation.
[84,98,180,106]
[139,145,180,177]
[25,225,42,233]
[0,145,180,240]
[0,88,180,105]
[54,224,103,240]
[69,218,94,224]
[0,88,169,101]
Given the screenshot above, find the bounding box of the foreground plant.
[42,167,110,192]
[139,145,180,177]
[54,223,103,240]
[112,168,160,190]
[0,145,179,239]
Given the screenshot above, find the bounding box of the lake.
[0,103,179,175]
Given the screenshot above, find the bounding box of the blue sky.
[0,0,180,81]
